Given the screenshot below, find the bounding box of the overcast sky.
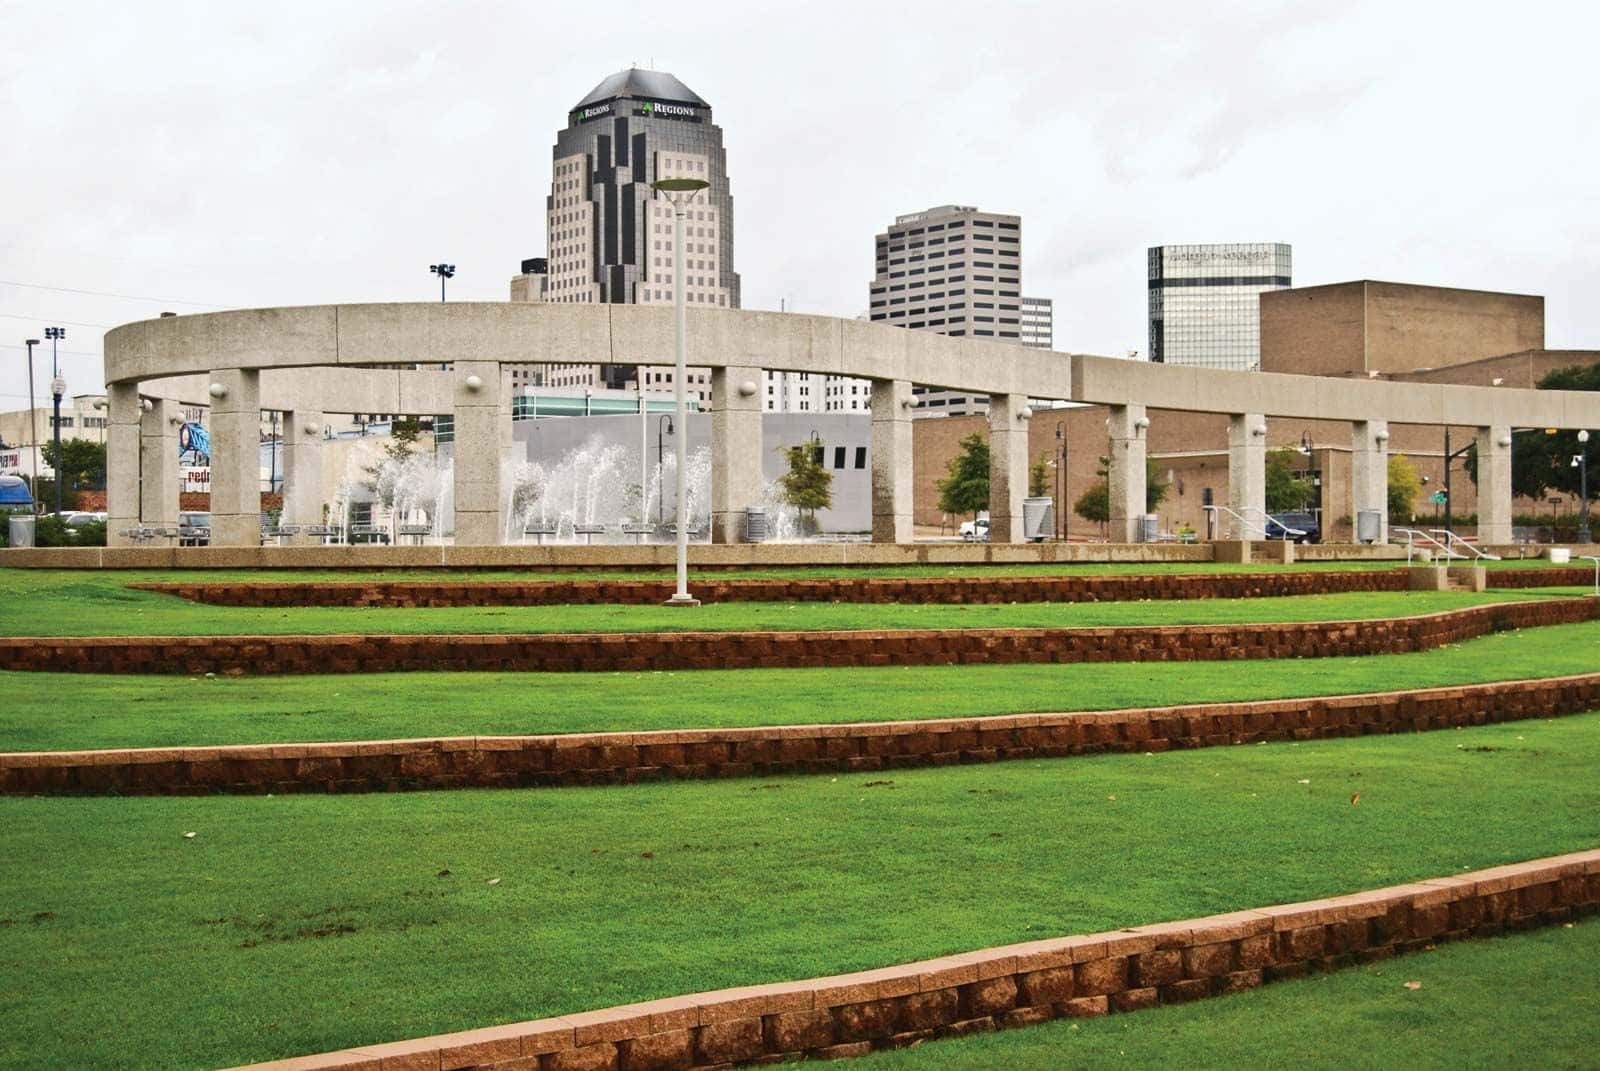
[2,0,1598,408]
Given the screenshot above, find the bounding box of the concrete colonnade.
[1107,404,1148,543]
[207,369,262,547]
[709,366,762,543]
[1351,420,1390,543]
[281,409,324,544]
[139,397,180,531]
[986,394,1028,543]
[870,379,913,543]
[106,384,141,539]
[1227,413,1268,531]
[1476,425,1514,544]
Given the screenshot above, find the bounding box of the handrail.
[1429,528,1502,562]
[1203,504,1264,539]
[1581,555,1600,596]
[1240,506,1306,539]
[1393,527,1451,563]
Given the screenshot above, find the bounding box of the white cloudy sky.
[2,0,1598,408]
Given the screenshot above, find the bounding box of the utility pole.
[24,338,39,511]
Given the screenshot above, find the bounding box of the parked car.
[1265,511,1320,544]
[178,511,211,546]
[959,517,991,542]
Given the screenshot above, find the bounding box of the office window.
[833,446,846,469]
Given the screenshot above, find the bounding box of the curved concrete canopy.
[105,302,1597,429]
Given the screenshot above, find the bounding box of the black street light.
[656,414,674,525]
[429,263,456,302]
[45,327,65,516]
[1575,430,1591,544]
[1055,421,1069,541]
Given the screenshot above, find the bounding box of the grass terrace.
[2,715,1599,1070]
[0,569,1585,637]
[1,619,1596,751]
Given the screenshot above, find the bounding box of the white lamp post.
[651,176,710,607]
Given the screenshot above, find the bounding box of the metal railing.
[1202,505,1303,541]
[1430,528,1501,562]
[1582,555,1600,596]
[1393,527,1451,562]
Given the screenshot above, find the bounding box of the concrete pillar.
[208,369,262,547]
[1108,404,1148,543]
[139,398,179,531]
[1350,420,1390,543]
[105,383,141,547]
[282,409,324,544]
[1476,424,1513,545]
[451,360,503,545]
[987,394,1029,543]
[870,379,914,543]
[1227,413,1267,535]
[710,366,763,543]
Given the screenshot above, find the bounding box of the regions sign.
[635,100,699,121]
[572,103,612,123]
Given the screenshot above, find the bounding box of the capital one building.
[1147,243,1291,371]
[540,68,740,396]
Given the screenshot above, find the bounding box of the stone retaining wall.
[225,848,1600,1070]
[8,672,1598,796]
[1,599,1593,679]
[132,569,1415,607]
[128,567,1592,609]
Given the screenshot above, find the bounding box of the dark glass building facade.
[1147,243,1292,371]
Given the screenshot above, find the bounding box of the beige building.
[867,204,1051,416]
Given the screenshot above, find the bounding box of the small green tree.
[1265,447,1314,513]
[1073,482,1109,534]
[1028,452,1052,497]
[1388,452,1422,520]
[777,440,833,530]
[937,433,990,520]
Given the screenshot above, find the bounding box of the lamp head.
[651,178,710,194]
[1580,430,1591,444]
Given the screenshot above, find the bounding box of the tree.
[1028,452,1052,497]
[1388,452,1422,520]
[1265,447,1314,513]
[40,439,106,493]
[1074,458,1170,532]
[1462,361,1599,501]
[1073,482,1109,533]
[776,439,833,529]
[937,433,990,519]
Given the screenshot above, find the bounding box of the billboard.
[178,422,210,465]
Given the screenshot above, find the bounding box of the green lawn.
[0,566,1579,636]
[856,922,1600,1071]
[4,619,1599,752]
[2,714,1598,1070]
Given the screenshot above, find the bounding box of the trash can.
[1139,514,1159,543]
[1022,497,1054,542]
[1356,510,1382,545]
[745,507,767,543]
[8,514,36,548]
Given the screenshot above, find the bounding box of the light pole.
[23,338,40,511]
[1576,429,1591,545]
[45,327,65,516]
[656,414,674,526]
[429,263,455,301]
[1055,421,1068,541]
[650,176,710,607]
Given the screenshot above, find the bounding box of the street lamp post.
[429,263,455,302]
[650,176,711,607]
[656,414,674,526]
[1055,422,1068,541]
[1576,429,1591,545]
[23,338,40,512]
[45,327,65,516]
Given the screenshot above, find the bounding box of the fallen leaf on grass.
[1403,980,1422,991]
[1296,779,1311,785]
[1351,792,1361,805]
[1106,795,1117,802]
[486,878,501,886]
[437,869,451,878]
[182,832,197,839]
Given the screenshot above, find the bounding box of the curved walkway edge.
[7,671,1599,796]
[222,848,1600,1070]
[2,598,1596,677]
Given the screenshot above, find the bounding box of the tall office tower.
[865,204,1026,416]
[540,67,740,400]
[1020,296,1052,350]
[1147,243,1291,371]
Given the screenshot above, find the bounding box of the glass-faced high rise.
[1147,243,1291,371]
[547,68,740,312]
